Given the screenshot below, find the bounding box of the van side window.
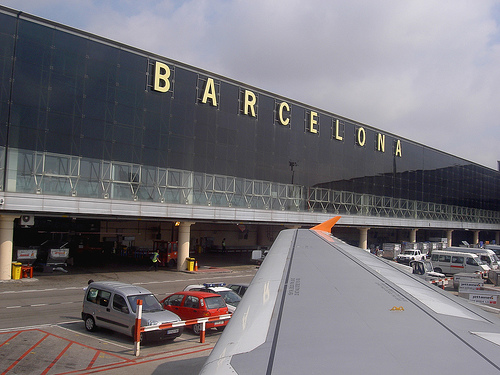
[466,257,479,266]
[87,288,111,306]
[113,294,129,314]
[451,256,464,264]
[439,255,451,262]
[87,288,99,303]
[97,290,111,307]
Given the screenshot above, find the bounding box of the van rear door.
[89,288,113,330]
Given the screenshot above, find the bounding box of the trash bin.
[11,262,22,280]
[187,257,195,271]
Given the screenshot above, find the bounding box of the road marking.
[0,270,256,295]
[3,301,80,309]
[0,321,81,332]
[0,286,83,295]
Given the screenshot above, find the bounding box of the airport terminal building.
[0,6,499,278]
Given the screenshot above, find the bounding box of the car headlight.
[145,319,160,326]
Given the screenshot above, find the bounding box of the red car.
[160,291,229,334]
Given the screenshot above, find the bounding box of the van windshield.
[481,255,494,265]
[127,294,163,313]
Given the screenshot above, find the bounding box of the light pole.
[289,161,297,184]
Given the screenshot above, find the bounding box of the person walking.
[149,250,159,271]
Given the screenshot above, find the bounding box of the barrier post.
[134,299,143,356]
[200,321,206,343]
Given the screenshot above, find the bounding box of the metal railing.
[7,149,500,224]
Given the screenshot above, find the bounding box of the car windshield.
[205,296,226,309]
[127,294,163,313]
[402,251,415,255]
[217,290,241,306]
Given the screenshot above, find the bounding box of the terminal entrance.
[9,216,280,276]
[2,214,498,279]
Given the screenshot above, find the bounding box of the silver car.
[82,281,182,342]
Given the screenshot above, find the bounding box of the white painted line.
[56,323,132,350]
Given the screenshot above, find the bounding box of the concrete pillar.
[473,230,480,246]
[410,229,418,243]
[358,227,369,250]
[0,215,17,280]
[177,222,195,271]
[446,229,453,248]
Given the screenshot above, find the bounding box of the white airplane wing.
[200,217,500,374]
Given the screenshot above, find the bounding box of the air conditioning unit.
[21,215,34,226]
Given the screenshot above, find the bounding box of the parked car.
[183,283,241,313]
[82,281,183,342]
[227,283,249,297]
[160,291,229,334]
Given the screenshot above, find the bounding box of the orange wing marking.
[310,216,341,233]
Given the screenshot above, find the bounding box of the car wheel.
[85,316,96,332]
[434,268,442,273]
[216,326,225,332]
[168,259,176,268]
[193,323,202,335]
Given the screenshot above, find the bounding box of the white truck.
[396,249,425,264]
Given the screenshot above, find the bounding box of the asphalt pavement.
[0,251,259,375]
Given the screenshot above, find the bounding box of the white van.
[429,250,490,275]
[82,281,183,341]
[485,244,500,258]
[444,247,499,270]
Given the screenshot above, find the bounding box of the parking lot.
[0,253,258,374]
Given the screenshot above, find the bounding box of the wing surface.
[200,226,500,374]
